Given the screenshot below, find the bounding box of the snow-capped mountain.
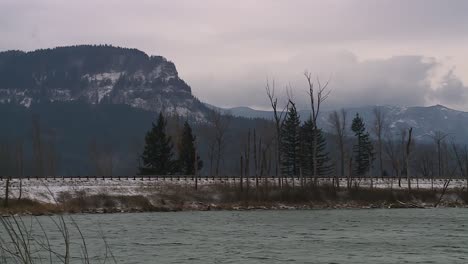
[0,45,210,121]
[220,104,468,143]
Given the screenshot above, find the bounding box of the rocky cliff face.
[0,45,210,121]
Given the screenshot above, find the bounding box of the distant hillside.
[0,45,211,121]
[218,104,468,143]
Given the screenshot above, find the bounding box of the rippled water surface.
[14,209,468,263]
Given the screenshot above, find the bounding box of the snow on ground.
[0,178,466,204]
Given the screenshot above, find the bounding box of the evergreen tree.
[177,121,203,175]
[351,113,374,176]
[139,113,177,175]
[280,101,301,176]
[300,119,333,177]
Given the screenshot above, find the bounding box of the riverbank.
[1,179,467,215]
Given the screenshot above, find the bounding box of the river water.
[2,209,468,263]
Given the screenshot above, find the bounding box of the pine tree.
[280,101,301,177]
[139,113,177,175]
[300,119,333,177]
[177,121,203,175]
[351,113,374,176]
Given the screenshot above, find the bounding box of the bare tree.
[328,109,347,187]
[89,139,102,178]
[428,131,449,179]
[44,129,58,179]
[451,143,468,191]
[244,130,251,192]
[31,115,44,178]
[0,142,14,207]
[103,144,114,178]
[265,79,288,186]
[415,149,434,188]
[398,128,409,187]
[384,131,401,188]
[15,140,24,200]
[372,107,387,179]
[89,139,114,178]
[207,110,231,177]
[405,127,413,192]
[304,71,331,184]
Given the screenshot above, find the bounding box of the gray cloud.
[188,52,446,110]
[1,0,468,110]
[430,70,468,106]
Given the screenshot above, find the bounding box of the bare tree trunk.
[406,127,413,193]
[254,131,259,190]
[213,111,231,178]
[16,140,24,201]
[209,143,215,179]
[246,130,251,193]
[195,148,198,190]
[265,80,288,189]
[32,115,44,178]
[372,107,386,179]
[329,109,347,189]
[4,177,10,207]
[304,72,331,186]
[347,157,353,190]
[240,155,244,191]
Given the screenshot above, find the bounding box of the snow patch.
[98,86,113,102]
[20,97,32,108]
[83,71,123,83]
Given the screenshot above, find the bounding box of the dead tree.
[240,155,244,191]
[428,131,449,189]
[4,177,9,207]
[328,109,347,188]
[194,147,198,190]
[430,131,449,178]
[15,140,24,200]
[31,115,44,178]
[265,79,288,187]
[44,129,58,179]
[398,128,408,187]
[451,143,468,191]
[0,142,13,207]
[304,71,331,185]
[415,150,433,189]
[384,131,401,188]
[405,127,413,192]
[254,130,259,190]
[245,130,251,192]
[372,107,387,179]
[208,110,231,177]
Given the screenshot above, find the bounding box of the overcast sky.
[1,0,468,110]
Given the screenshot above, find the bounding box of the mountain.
[218,104,468,143]
[0,45,211,121]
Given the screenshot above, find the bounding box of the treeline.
[2,78,468,193]
[0,45,172,90]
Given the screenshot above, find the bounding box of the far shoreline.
[1,178,467,216]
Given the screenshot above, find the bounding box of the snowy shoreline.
[1,177,466,204]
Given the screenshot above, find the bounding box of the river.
[1,209,467,263]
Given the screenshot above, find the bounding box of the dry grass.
[0,199,60,215]
[1,183,467,215]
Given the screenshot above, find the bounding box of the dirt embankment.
[1,183,467,215]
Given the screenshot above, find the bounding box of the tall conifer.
[177,121,203,175]
[300,119,332,177]
[139,113,176,175]
[351,113,374,176]
[280,101,301,176]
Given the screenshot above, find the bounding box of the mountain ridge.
[0,45,211,121]
[213,103,468,143]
